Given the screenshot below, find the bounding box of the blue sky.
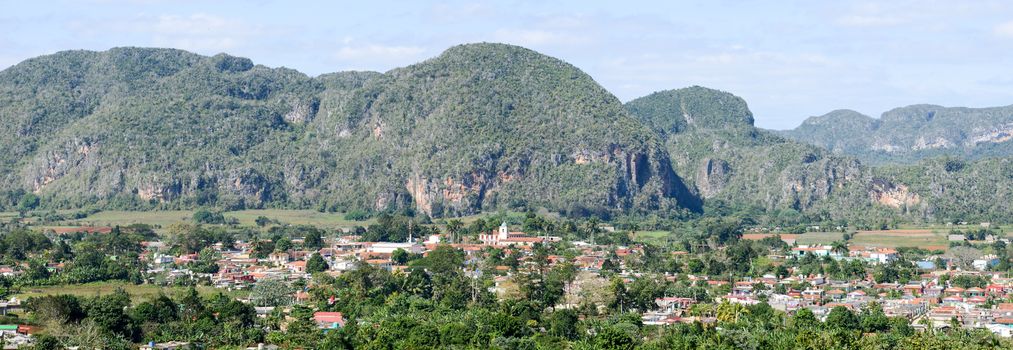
[3,0,1013,129]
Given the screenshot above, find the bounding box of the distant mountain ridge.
[0,44,697,217]
[0,44,1009,223]
[626,87,869,218]
[779,104,1013,164]
[626,87,1013,224]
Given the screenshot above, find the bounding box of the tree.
[831,240,849,256]
[446,219,464,243]
[826,306,859,330]
[16,193,39,215]
[949,246,982,269]
[547,309,579,340]
[251,279,293,307]
[790,308,820,329]
[26,295,85,324]
[860,302,890,333]
[391,248,409,265]
[192,209,225,224]
[608,277,629,313]
[593,325,636,350]
[85,289,133,338]
[190,247,221,274]
[255,216,271,227]
[130,294,178,324]
[303,229,324,250]
[700,217,743,245]
[412,245,463,277]
[307,253,329,273]
[275,236,293,252]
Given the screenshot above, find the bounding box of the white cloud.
[994,21,1013,38]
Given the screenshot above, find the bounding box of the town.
[0,209,1010,349]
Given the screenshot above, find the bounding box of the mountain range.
[778,105,1013,164]
[0,43,1009,223]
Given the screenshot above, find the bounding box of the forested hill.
[778,104,1013,164]
[625,87,1013,224]
[626,87,872,221]
[0,44,698,216]
[1,44,1009,222]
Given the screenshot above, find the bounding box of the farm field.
[223,209,372,228]
[61,209,371,229]
[68,210,193,227]
[15,281,244,305]
[850,229,948,251]
[633,230,671,245]
[795,232,845,245]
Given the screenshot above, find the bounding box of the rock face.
[869,178,921,209]
[695,158,731,198]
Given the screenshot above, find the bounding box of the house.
[287,260,307,273]
[313,312,346,329]
[902,284,924,296]
[268,252,290,264]
[973,255,1000,271]
[792,245,833,258]
[367,242,424,254]
[870,248,899,264]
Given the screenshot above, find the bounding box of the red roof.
[313,312,346,326]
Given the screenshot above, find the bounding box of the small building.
[313,312,346,329]
[973,255,1000,271]
[367,242,424,255]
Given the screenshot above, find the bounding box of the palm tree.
[446,219,464,243]
[831,240,849,257]
[583,217,601,244]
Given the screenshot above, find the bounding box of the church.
[478,222,544,247]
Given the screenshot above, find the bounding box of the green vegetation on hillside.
[0,44,697,218]
[780,104,1013,164]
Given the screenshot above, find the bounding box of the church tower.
[498,221,509,240]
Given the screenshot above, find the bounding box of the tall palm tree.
[446,219,464,243]
[831,240,849,256]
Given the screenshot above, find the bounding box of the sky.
[3,0,1013,129]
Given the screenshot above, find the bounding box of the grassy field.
[62,209,371,229]
[224,209,372,228]
[69,210,194,227]
[633,230,671,245]
[795,232,845,245]
[15,281,244,304]
[850,229,948,250]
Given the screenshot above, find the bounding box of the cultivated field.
[69,210,194,227]
[634,230,671,245]
[850,229,948,250]
[795,232,845,245]
[224,209,373,228]
[63,209,371,229]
